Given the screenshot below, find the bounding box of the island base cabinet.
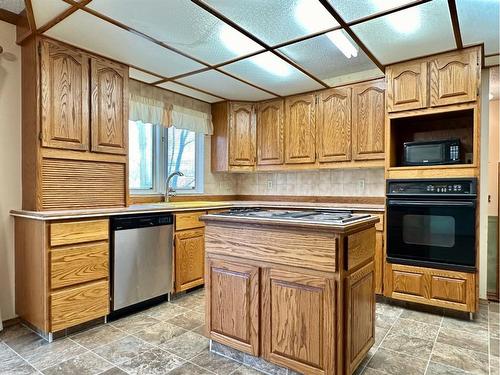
[205,259,260,356]
[261,268,336,375]
[345,262,375,375]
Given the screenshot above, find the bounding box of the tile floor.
[0,288,498,375]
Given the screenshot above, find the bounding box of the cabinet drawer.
[175,211,206,231]
[50,242,109,289]
[50,220,109,247]
[50,280,109,332]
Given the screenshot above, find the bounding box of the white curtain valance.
[172,105,213,135]
[129,93,172,128]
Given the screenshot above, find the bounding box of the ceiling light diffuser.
[250,52,292,77]
[371,0,421,34]
[219,24,261,56]
[294,0,338,32]
[326,30,358,59]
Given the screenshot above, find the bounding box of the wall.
[488,100,499,216]
[203,136,237,195]
[235,168,385,196]
[0,20,22,323]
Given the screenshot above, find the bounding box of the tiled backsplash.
[235,168,385,196]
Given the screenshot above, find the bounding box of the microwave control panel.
[387,179,476,195]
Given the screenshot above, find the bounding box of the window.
[129,120,204,194]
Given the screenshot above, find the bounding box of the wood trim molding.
[0,8,21,25]
[447,0,463,49]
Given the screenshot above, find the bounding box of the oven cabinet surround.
[211,79,385,173]
[15,217,110,335]
[386,46,480,113]
[22,36,128,211]
[202,215,379,375]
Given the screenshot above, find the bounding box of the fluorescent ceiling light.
[326,30,358,58]
[295,0,338,32]
[372,0,421,34]
[219,25,291,77]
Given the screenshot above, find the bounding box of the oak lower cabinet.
[15,217,110,336]
[174,211,207,292]
[384,263,477,312]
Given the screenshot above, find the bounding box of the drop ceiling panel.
[329,0,418,23]
[202,0,339,46]
[88,0,264,64]
[351,0,455,65]
[278,31,383,87]
[129,68,162,84]
[177,70,275,101]
[457,0,500,55]
[157,82,222,103]
[0,0,24,14]
[220,52,322,96]
[31,0,70,28]
[486,55,500,67]
[44,10,204,78]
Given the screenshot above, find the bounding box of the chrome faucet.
[165,171,184,202]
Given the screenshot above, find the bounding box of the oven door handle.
[387,200,475,207]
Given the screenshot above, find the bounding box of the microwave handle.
[387,200,475,207]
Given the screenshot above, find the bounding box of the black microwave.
[402,139,460,166]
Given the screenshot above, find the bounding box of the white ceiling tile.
[351,0,456,65]
[457,0,500,55]
[329,0,418,23]
[31,0,70,28]
[157,82,222,103]
[220,51,323,96]
[177,70,275,101]
[485,55,500,67]
[44,10,204,78]
[0,0,24,14]
[129,68,162,83]
[278,30,383,87]
[88,0,264,64]
[203,0,339,46]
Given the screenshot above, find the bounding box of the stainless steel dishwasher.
[111,213,173,312]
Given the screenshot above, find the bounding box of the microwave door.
[387,200,476,270]
[405,144,445,165]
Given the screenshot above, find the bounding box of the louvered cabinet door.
[256,99,284,165]
[386,61,428,112]
[40,40,89,151]
[91,58,128,154]
[316,87,352,162]
[284,93,316,164]
[228,102,256,166]
[352,81,385,161]
[430,48,479,107]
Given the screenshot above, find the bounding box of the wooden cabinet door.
[261,268,335,375]
[352,81,385,161]
[284,94,316,164]
[40,40,89,151]
[386,61,428,112]
[229,103,256,166]
[206,259,259,355]
[90,58,128,154]
[430,49,479,107]
[345,262,375,374]
[175,228,205,292]
[257,99,284,165]
[317,87,352,162]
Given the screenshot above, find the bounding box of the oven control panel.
[387,179,476,195]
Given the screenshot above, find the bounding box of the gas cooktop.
[214,208,371,224]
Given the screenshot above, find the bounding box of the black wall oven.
[386,178,477,272]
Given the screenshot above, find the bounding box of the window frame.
[129,122,204,196]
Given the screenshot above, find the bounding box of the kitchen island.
[201,209,380,375]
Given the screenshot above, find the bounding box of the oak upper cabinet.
[175,228,205,292]
[285,93,316,164]
[317,87,352,162]
[229,102,256,166]
[386,61,428,112]
[256,99,284,165]
[430,48,479,107]
[206,259,260,355]
[40,39,89,151]
[261,267,335,374]
[90,58,128,155]
[352,81,385,160]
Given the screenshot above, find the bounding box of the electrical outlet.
[267,180,273,189]
[358,179,365,191]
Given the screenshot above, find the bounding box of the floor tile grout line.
[67,339,123,375]
[423,313,443,375]
[1,341,44,374]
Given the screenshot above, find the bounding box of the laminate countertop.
[10,200,385,221]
